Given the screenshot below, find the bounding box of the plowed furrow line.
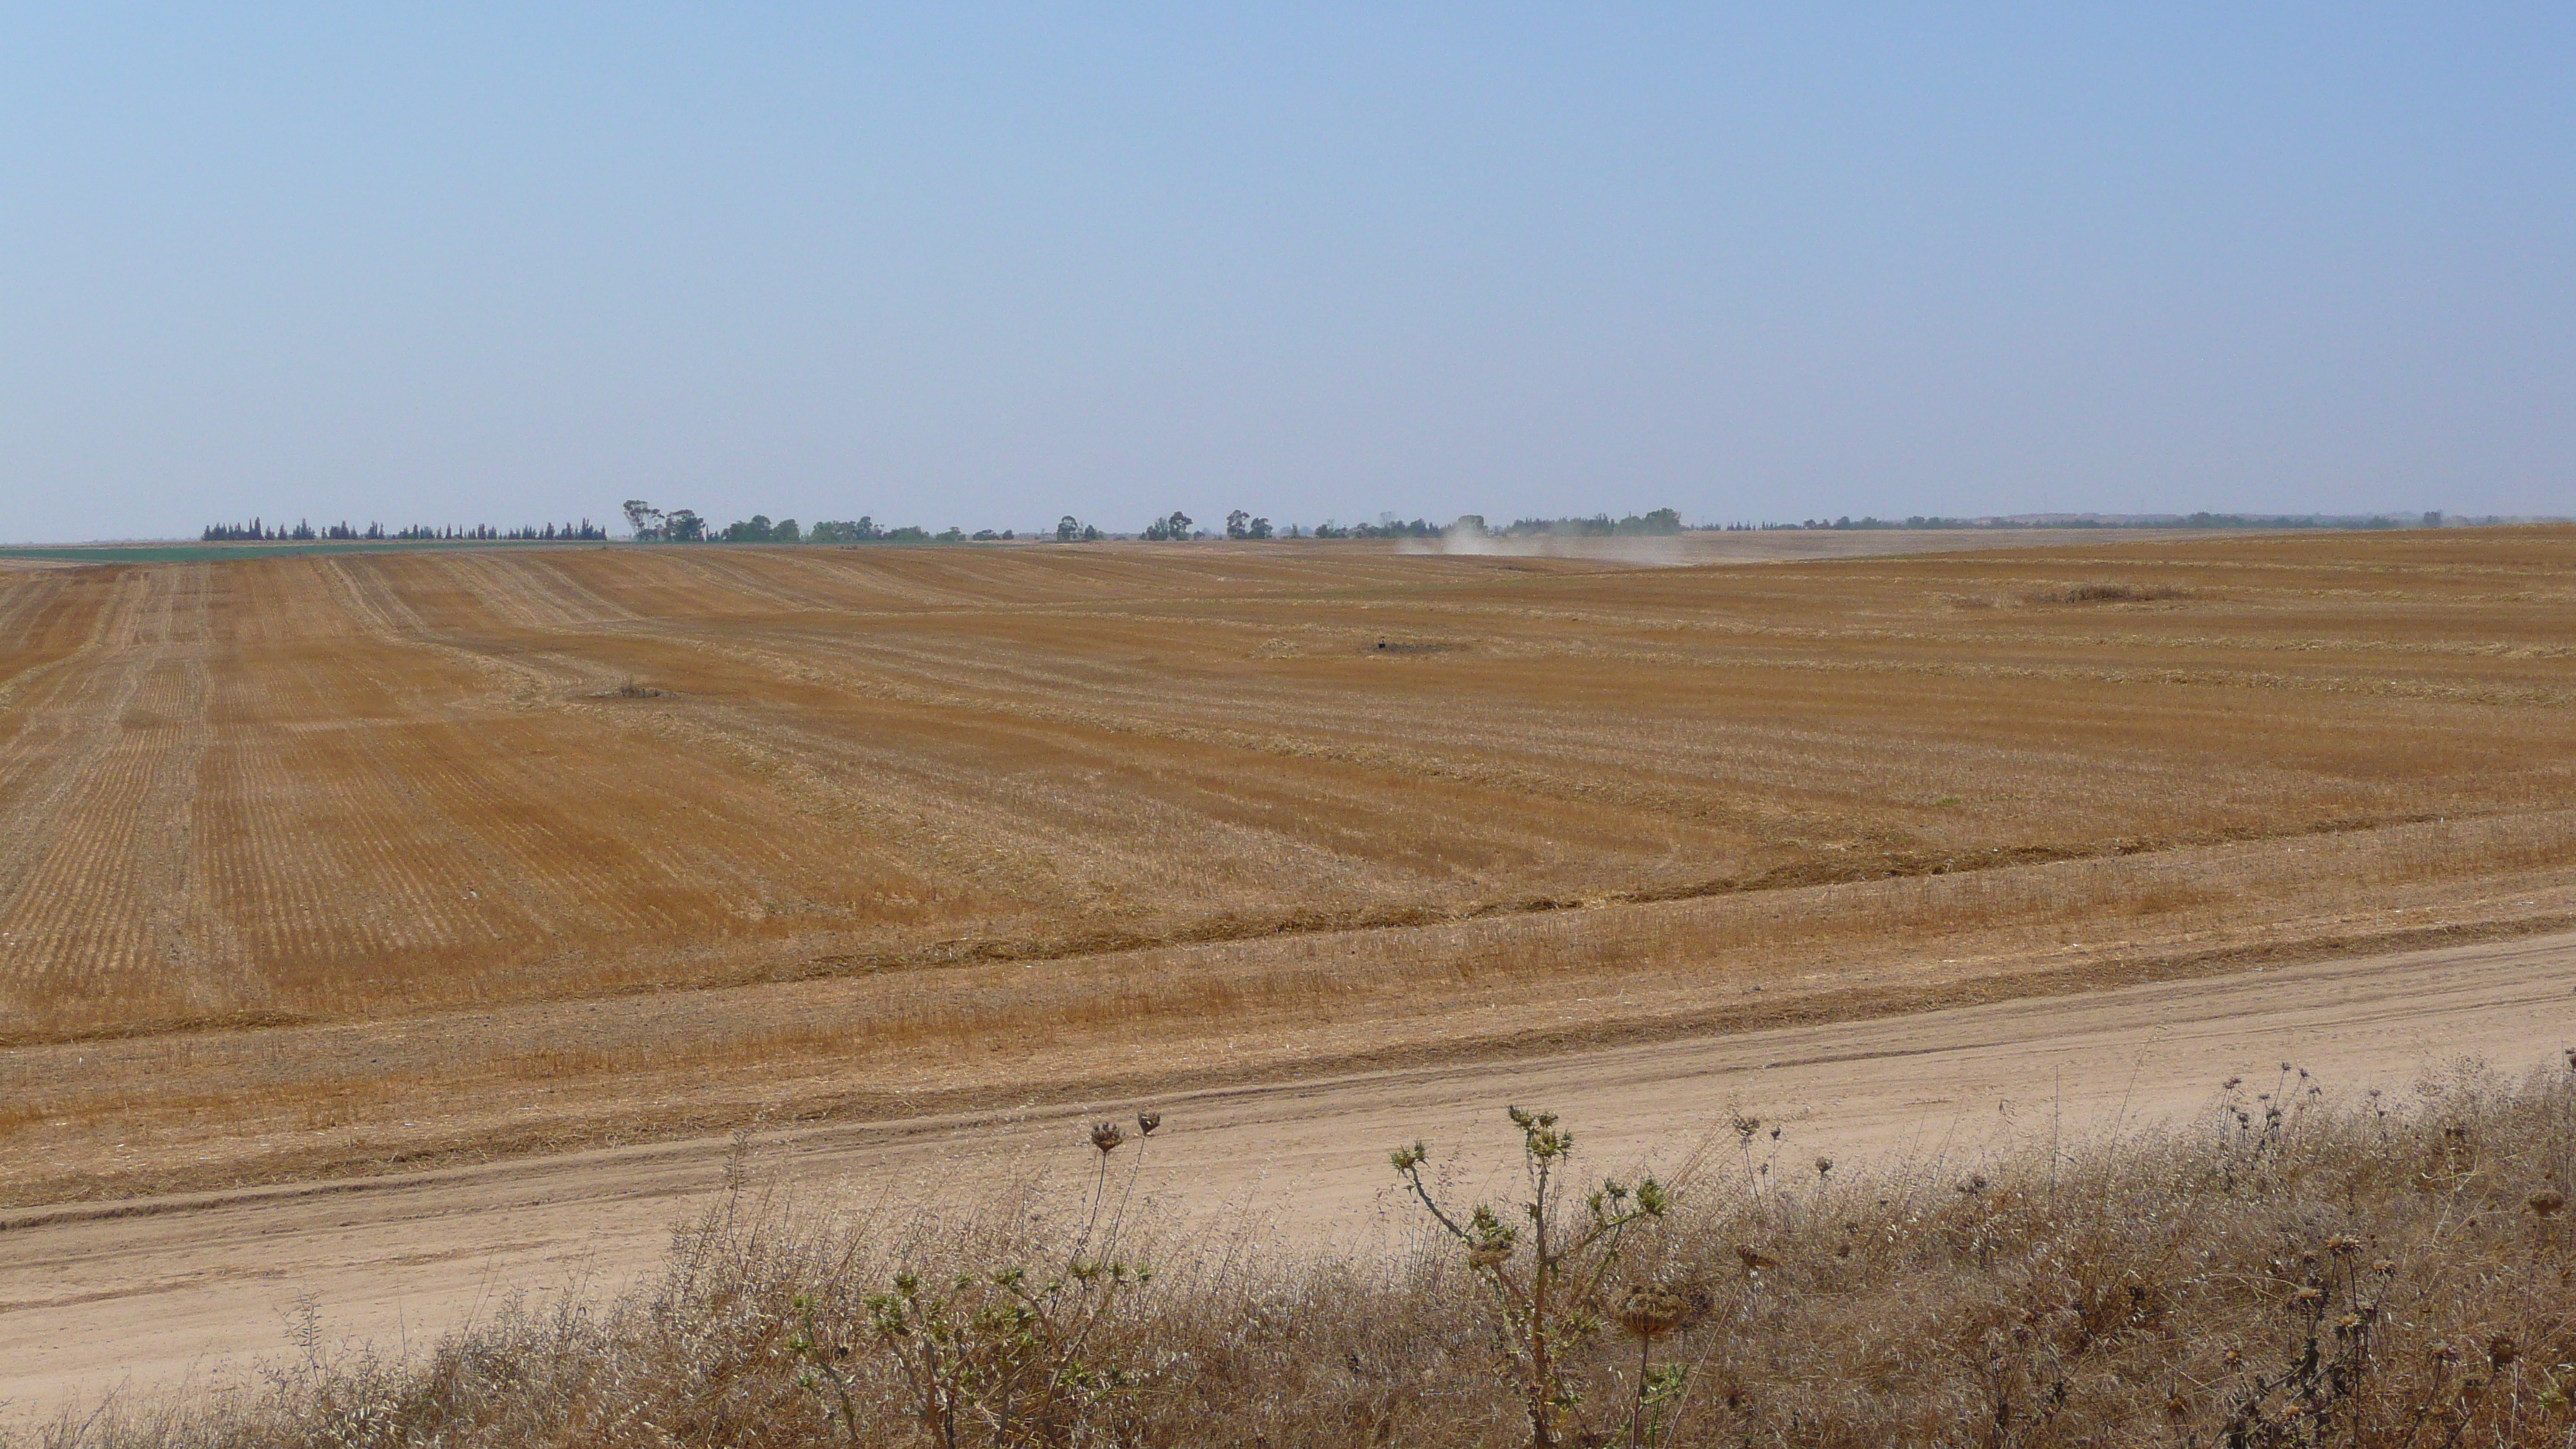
[718,705,1471,899]
[324,691,682,954]
[368,743,613,940]
[700,631,1739,822]
[222,741,294,968]
[0,649,208,1015]
[547,550,781,618]
[255,735,356,969]
[0,575,127,722]
[817,629,2489,826]
[0,572,176,965]
[187,622,383,992]
[0,572,73,656]
[511,553,646,626]
[228,723,465,978]
[290,722,481,964]
[653,552,844,612]
[1378,596,2576,666]
[584,634,1622,906]
[692,548,987,610]
[582,699,1070,900]
[531,549,766,621]
[648,632,1549,808]
[399,636,832,911]
[128,574,217,1009]
[430,552,626,633]
[235,637,669,965]
[392,552,551,633]
[204,731,434,975]
[317,557,429,639]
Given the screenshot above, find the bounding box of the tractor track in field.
[5,929,2572,1421]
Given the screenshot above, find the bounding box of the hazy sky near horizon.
[4,6,2569,543]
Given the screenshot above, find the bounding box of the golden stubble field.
[2,528,2572,1204]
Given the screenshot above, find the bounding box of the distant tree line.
[622,498,1471,545]
[622,502,1028,545]
[612,499,1724,544]
[201,519,606,542]
[200,502,2462,551]
[1485,508,1684,538]
[1749,513,2428,532]
[1136,510,1273,539]
[1310,517,1439,539]
[1283,510,1687,540]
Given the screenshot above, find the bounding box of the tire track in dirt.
[3,930,2570,1422]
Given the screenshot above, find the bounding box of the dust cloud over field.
[0,529,2571,1204]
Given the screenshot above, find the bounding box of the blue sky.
[3,5,2568,541]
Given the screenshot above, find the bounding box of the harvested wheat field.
[2,527,2574,1210]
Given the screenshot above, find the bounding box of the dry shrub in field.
[1390,1107,1679,1448]
[2021,580,2194,605]
[30,1059,2576,1449]
[787,1113,1165,1446]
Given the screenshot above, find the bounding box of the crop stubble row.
[0,529,2569,1046]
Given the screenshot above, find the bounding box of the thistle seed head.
[1090,1122,1126,1155]
[1615,1284,1702,1340]
[1136,1111,1162,1137]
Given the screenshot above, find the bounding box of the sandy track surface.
[7,930,2573,1421]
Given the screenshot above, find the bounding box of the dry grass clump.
[36,1059,2576,1449]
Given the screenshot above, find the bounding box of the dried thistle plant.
[1614,1283,1708,1448]
[1392,1107,1674,1449]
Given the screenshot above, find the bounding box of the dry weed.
[31,1058,2576,1448]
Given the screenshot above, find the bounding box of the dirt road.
[7,930,2573,1422]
